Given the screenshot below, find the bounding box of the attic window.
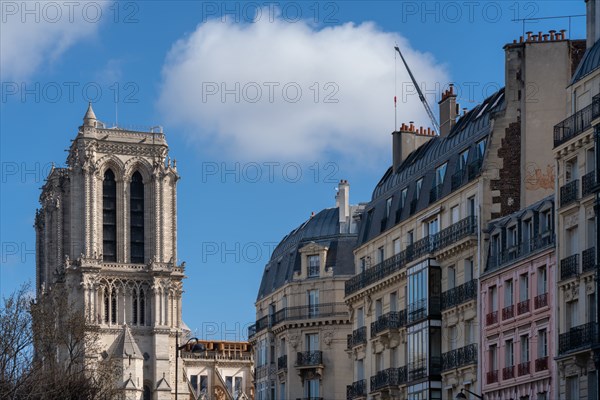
[308,255,320,278]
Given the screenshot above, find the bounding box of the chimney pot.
[549,30,556,40]
[538,32,543,41]
[519,36,524,43]
[526,31,533,41]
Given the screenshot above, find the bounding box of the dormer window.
[308,255,320,278]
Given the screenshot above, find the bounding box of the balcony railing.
[487,232,555,271]
[583,171,596,197]
[486,370,498,384]
[253,303,348,336]
[582,247,596,273]
[371,310,407,338]
[441,343,477,371]
[517,361,530,376]
[468,158,483,180]
[560,180,579,207]
[517,299,530,315]
[345,217,477,296]
[441,279,477,310]
[429,184,443,204]
[346,379,366,400]
[534,293,548,309]
[408,360,427,381]
[296,351,323,367]
[554,94,600,147]
[502,305,514,320]
[347,326,367,349]
[278,355,287,371]
[559,322,599,354]
[560,254,579,281]
[535,356,548,372]
[451,169,466,190]
[370,367,400,392]
[502,365,515,379]
[486,311,498,325]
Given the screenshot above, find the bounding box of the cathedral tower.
[35,105,186,399]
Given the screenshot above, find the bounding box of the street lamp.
[175,335,206,400]
[455,388,483,400]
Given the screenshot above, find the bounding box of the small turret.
[83,102,97,127]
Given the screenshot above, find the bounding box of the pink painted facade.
[480,199,555,400]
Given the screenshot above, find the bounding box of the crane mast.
[394,46,440,135]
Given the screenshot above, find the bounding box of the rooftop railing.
[487,232,554,271]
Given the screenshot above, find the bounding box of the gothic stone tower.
[35,104,186,399]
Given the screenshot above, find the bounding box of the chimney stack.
[588,0,599,48]
[438,84,458,136]
[392,123,434,172]
[336,180,350,225]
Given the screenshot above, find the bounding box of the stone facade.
[35,106,189,399]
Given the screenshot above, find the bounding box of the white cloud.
[158,12,450,162]
[0,1,100,81]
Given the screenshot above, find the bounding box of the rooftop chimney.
[336,179,350,225]
[438,84,458,136]
[588,0,600,48]
[392,123,434,172]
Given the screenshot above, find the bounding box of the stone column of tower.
[35,104,186,399]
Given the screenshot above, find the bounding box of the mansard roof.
[357,89,505,246]
[571,38,600,84]
[256,207,356,301]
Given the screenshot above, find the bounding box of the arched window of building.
[130,171,145,263]
[132,288,138,325]
[139,288,146,325]
[104,289,109,323]
[111,288,117,324]
[143,385,151,400]
[103,169,117,262]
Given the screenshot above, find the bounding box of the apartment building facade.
[182,340,253,400]
[344,30,583,400]
[481,197,555,400]
[248,181,362,400]
[553,1,600,398]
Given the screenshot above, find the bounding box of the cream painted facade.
[182,340,253,400]
[249,181,361,400]
[35,105,191,399]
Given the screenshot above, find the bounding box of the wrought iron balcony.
[432,216,477,251]
[502,304,514,320]
[347,326,367,349]
[380,217,388,233]
[371,310,407,338]
[468,158,483,180]
[534,356,548,372]
[271,302,348,326]
[559,322,599,354]
[451,169,466,190]
[583,171,596,197]
[502,365,515,379]
[560,180,579,207]
[296,351,323,367]
[346,379,366,400]
[486,311,498,325]
[486,370,498,384]
[582,247,596,273]
[517,361,530,376]
[345,217,477,296]
[534,293,548,309]
[554,94,600,147]
[429,184,443,204]
[487,232,555,271]
[397,365,408,385]
[441,279,477,310]
[441,343,477,371]
[560,254,579,281]
[248,324,256,339]
[370,368,400,392]
[278,355,287,371]
[255,315,270,333]
[517,299,530,315]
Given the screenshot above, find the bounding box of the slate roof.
[357,89,506,246]
[256,207,357,301]
[571,38,600,84]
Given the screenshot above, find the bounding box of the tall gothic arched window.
[103,169,117,262]
[130,172,145,263]
[111,288,117,324]
[132,287,147,326]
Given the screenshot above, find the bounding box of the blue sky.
[0,1,586,340]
